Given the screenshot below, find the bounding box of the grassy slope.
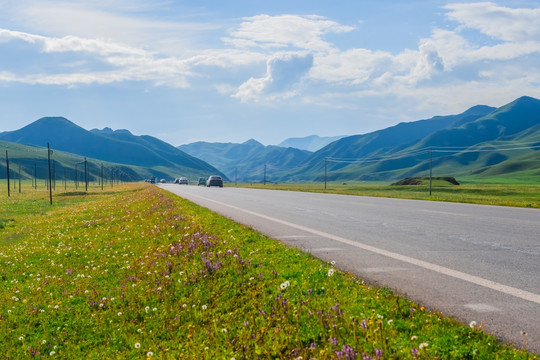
[0,184,533,359]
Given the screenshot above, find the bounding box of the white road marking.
[276,235,316,239]
[179,191,540,306]
[310,247,343,252]
[464,303,501,313]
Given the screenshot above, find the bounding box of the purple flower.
[411,348,419,357]
[329,337,339,346]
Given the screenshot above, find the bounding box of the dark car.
[198,177,206,186]
[206,175,223,187]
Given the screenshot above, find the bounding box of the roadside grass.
[0,184,535,359]
[238,181,540,208]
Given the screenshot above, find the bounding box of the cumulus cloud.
[233,53,314,102]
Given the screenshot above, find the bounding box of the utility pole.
[324,157,327,190]
[5,151,10,197]
[429,148,433,196]
[47,143,53,205]
[84,157,88,192]
[52,160,56,191]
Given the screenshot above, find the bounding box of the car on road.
[198,177,206,186]
[206,175,223,187]
[159,179,166,184]
[178,177,188,185]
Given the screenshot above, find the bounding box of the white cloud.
[0,28,190,87]
[444,2,540,42]
[224,14,354,52]
[233,53,314,102]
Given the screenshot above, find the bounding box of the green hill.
[276,97,540,183]
[0,117,226,181]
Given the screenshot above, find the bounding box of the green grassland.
[240,180,540,208]
[0,184,536,358]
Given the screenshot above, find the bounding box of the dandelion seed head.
[134,342,141,348]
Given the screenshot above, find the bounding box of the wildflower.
[147,351,153,357]
[280,282,288,290]
[327,269,335,277]
[330,260,336,266]
[42,340,47,345]
[117,312,122,316]
[469,320,477,329]
[202,305,207,310]
[50,351,56,356]
[19,336,24,341]
[411,348,419,357]
[410,336,417,341]
[222,328,227,333]
[145,306,150,313]
[419,342,428,349]
[134,343,141,348]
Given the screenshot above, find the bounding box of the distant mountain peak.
[91,127,133,135]
[242,139,264,146]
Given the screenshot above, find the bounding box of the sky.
[1,0,540,146]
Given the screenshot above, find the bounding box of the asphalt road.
[160,184,540,353]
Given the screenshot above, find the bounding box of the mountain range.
[2,96,540,184]
[286,96,540,182]
[178,139,312,182]
[0,117,225,181]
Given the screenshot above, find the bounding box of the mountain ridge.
[0,117,226,181]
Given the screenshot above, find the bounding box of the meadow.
[0,183,536,359]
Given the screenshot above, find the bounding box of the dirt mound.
[392,177,459,185]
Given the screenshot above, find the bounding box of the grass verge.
[0,184,535,359]
[238,182,540,208]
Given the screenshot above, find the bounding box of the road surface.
[160,184,540,353]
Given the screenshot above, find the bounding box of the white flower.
[117,312,122,316]
[147,351,153,357]
[330,260,336,266]
[469,321,477,328]
[327,269,335,277]
[19,336,24,341]
[419,342,428,349]
[134,342,141,348]
[50,351,56,356]
[222,328,227,333]
[202,305,207,310]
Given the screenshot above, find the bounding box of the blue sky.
[1,1,540,146]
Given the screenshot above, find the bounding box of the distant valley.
[2,96,540,184]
